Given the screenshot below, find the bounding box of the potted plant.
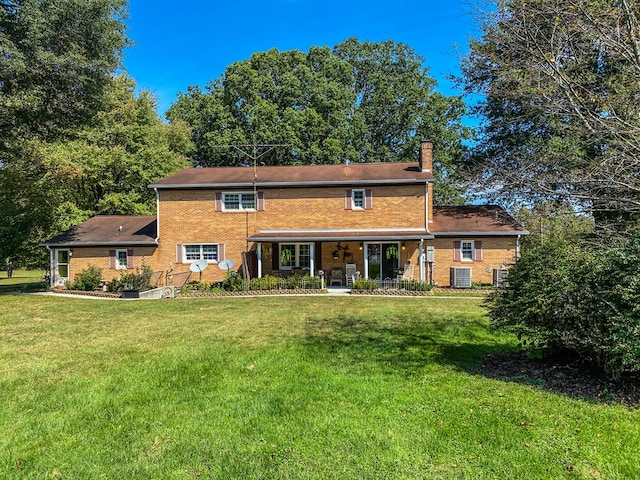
[280,247,293,265]
[385,245,399,259]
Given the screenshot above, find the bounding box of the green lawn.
[0,295,638,479]
[0,269,46,294]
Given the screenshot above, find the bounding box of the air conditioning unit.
[493,268,509,287]
[450,267,472,288]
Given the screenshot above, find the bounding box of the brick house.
[42,142,527,288]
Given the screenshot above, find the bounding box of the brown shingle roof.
[41,216,157,247]
[149,162,432,189]
[431,206,528,236]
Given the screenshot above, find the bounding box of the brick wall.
[156,185,429,282]
[430,237,518,286]
[63,246,157,284]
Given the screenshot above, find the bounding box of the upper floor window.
[345,189,372,210]
[223,192,255,211]
[352,189,365,209]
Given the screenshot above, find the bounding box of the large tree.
[0,0,130,265]
[168,39,471,204]
[0,0,128,147]
[461,0,640,227]
[0,76,191,266]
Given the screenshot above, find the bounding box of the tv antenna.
[213,144,290,251]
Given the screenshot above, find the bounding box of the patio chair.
[396,264,415,287]
[400,263,414,280]
[329,268,343,286]
[345,263,358,286]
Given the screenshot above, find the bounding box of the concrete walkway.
[326,287,351,296]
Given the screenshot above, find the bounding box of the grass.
[0,269,46,294]
[0,295,638,479]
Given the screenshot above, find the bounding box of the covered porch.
[246,229,435,285]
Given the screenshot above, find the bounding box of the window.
[279,243,312,269]
[184,244,219,262]
[352,189,365,209]
[109,249,133,270]
[116,250,128,269]
[461,241,474,261]
[454,240,482,262]
[223,192,255,211]
[345,189,372,210]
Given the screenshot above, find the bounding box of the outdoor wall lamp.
[359,242,363,250]
[401,243,406,250]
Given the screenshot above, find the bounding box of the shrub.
[221,272,244,291]
[249,275,283,290]
[488,230,640,378]
[67,265,103,291]
[397,280,433,292]
[106,266,153,292]
[351,278,379,290]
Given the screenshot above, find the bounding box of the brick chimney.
[419,140,432,173]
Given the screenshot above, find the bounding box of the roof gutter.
[39,241,158,248]
[149,178,434,190]
[433,230,530,237]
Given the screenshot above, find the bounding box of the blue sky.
[123,0,481,117]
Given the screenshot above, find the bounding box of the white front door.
[55,249,70,286]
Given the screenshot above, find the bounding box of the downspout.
[419,239,425,282]
[421,181,432,283]
[154,188,160,244]
[516,235,521,260]
[425,181,430,233]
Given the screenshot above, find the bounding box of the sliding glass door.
[365,243,399,280]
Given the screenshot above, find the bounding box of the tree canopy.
[460,0,640,227]
[0,76,191,266]
[168,39,472,204]
[0,0,129,148]
[0,0,134,265]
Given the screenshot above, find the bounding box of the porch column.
[257,242,263,278]
[310,244,315,277]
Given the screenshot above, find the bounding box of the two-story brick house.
[42,142,527,288]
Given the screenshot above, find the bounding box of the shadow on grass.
[302,314,640,406]
[0,279,47,294]
[302,314,513,375]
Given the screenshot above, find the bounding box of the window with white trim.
[279,243,312,269]
[461,241,474,261]
[352,189,365,209]
[115,250,128,269]
[184,244,219,262]
[223,192,256,211]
